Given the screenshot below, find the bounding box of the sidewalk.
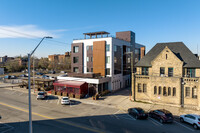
[1,82,200,116]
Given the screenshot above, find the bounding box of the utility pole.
[28,36,52,133]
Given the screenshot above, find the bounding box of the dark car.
[149,109,173,123]
[128,108,148,119]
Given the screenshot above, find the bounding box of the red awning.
[53,80,86,88]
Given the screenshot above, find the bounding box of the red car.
[149,109,173,123]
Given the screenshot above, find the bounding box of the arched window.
[192,87,197,99]
[158,86,162,95]
[154,86,157,94]
[173,87,176,96]
[168,87,171,96]
[163,87,167,96]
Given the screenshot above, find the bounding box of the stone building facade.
[133,42,200,109]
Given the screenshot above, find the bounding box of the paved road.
[0,87,199,133]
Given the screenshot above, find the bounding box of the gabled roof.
[135,42,200,68]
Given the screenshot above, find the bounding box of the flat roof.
[83,31,110,36]
[53,80,86,86]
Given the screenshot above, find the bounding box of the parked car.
[4,75,11,79]
[37,91,47,100]
[61,97,70,105]
[10,75,17,79]
[180,114,200,129]
[48,70,56,74]
[128,108,148,119]
[149,109,173,123]
[42,75,49,79]
[36,72,43,75]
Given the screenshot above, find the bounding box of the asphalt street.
[0,87,199,133]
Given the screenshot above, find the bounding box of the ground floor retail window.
[163,87,167,96]
[154,86,157,94]
[158,86,162,95]
[185,87,190,97]
[192,87,197,99]
[173,87,176,96]
[138,83,142,93]
[168,87,171,96]
[143,84,147,93]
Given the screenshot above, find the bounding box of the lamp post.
[28,36,52,133]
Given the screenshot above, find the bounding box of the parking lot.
[0,87,200,133]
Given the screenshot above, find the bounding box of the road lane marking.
[174,121,195,132]
[148,117,163,126]
[0,102,105,133]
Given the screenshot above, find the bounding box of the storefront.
[53,80,88,98]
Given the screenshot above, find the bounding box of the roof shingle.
[135,42,200,68]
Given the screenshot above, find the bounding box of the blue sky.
[0,0,200,58]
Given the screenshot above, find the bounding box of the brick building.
[133,42,200,109]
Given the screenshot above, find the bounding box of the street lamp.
[28,36,52,133]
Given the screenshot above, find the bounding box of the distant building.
[58,31,145,95]
[48,52,70,63]
[133,42,200,109]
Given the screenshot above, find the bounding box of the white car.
[180,114,200,129]
[61,97,70,105]
[37,92,47,100]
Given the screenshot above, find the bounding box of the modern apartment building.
[133,42,200,109]
[58,31,145,94]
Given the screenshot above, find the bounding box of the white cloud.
[0,25,57,38]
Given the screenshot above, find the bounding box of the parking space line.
[19,92,24,96]
[148,117,163,126]
[174,121,195,132]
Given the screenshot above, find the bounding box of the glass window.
[142,67,149,75]
[91,68,93,72]
[160,67,165,76]
[154,86,157,94]
[106,68,110,75]
[114,57,117,63]
[106,44,110,52]
[138,83,142,93]
[114,45,117,52]
[143,84,147,93]
[158,86,162,95]
[168,68,173,77]
[126,47,131,52]
[192,87,197,99]
[187,68,195,77]
[91,46,93,51]
[86,46,89,51]
[87,57,89,62]
[127,57,131,63]
[173,87,176,96]
[185,87,190,97]
[106,56,110,64]
[91,57,93,62]
[73,46,79,53]
[87,68,89,72]
[73,57,79,63]
[168,87,171,96]
[163,87,167,96]
[73,67,79,72]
